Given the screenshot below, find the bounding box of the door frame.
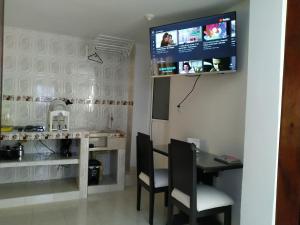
[276,0,300,224]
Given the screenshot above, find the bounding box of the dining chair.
[168,139,233,225]
[136,132,168,225]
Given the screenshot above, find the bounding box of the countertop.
[0,129,125,141]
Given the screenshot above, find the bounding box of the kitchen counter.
[0,129,125,141]
[0,129,126,208]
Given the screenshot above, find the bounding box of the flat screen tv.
[150,12,237,77]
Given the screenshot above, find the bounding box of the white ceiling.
[4,0,241,43]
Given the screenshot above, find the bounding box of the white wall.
[240,0,287,224]
[130,43,151,168]
[167,2,249,225]
[152,119,169,168]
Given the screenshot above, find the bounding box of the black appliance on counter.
[24,125,45,132]
[60,139,72,157]
[13,125,45,132]
[0,146,20,160]
[88,159,100,185]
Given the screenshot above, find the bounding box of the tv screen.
[150,12,237,76]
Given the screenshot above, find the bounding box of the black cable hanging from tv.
[177,75,201,108]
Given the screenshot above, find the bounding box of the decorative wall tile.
[15,102,30,125]
[35,37,48,55]
[49,79,62,97]
[64,61,77,75]
[31,102,47,123]
[33,57,48,73]
[68,104,77,128]
[64,80,73,97]
[33,77,50,96]
[2,101,15,126]
[76,79,94,99]
[113,106,124,129]
[93,83,101,98]
[3,55,17,72]
[49,60,61,74]
[4,33,16,50]
[64,40,76,56]
[18,78,32,96]
[18,55,32,73]
[18,33,32,52]
[102,105,111,128]
[78,42,87,58]
[74,104,88,129]
[114,67,123,82]
[3,77,15,95]
[115,55,122,64]
[103,67,113,82]
[103,85,113,99]
[86,104,98,129]
[77,62,91,75]
[96,66,103,78]
[49,39,63,56]
[104,52,114,62]
[116,66,129,85]
[114,85,124,99]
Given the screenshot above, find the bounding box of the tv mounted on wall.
[150,12,237,77]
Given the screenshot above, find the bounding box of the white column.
[79,137,89,198]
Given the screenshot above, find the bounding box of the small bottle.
[17,143,24,161]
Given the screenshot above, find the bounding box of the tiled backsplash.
[1,26,133,183]
[2,26,132,131]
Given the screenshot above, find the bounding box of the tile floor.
[0,186,168,225]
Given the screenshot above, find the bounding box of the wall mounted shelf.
[151,70,236,78]
[0,153,79,168]
[0,178,79,209]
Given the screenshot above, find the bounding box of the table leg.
[197,171,218,185]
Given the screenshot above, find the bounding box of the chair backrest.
[169,139,197,207]
[136,132,154,186]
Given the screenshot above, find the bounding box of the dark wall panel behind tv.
[152,78,170,120]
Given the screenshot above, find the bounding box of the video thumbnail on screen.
[156,61,178,75]
[179,60,203,74]
[178,27,202,45]
[231,20,236,37]
[203,57,236,72]
[203,22,228,41]
[155,30,178,48]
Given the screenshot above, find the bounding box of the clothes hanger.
[88,49,103,64]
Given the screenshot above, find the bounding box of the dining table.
[153,144,243,185]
